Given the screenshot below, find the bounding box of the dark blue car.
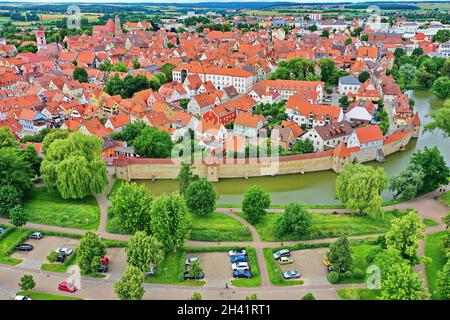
[233,269,253,278]
[230,254,247,263]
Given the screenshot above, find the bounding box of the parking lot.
[186,252,231,287]
[279,248,329,285]
[105,247,126,280]
[11,236,80,270]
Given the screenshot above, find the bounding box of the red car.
[101,257,109,265]
[58,281,77,293]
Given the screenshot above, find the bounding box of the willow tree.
[40,132,108,199]
[335,164,388,218]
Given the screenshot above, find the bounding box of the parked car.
[231,262,249,271]
[273,249,290,260]
[56,252,67,263]
[185,257,198,266]
[98,264,108,273]
[100,257,109,265]
[55,248,73,255]
[144,265,156,278]
[58,281,76,293]
[279,256,294,265]
[283,270,301,279]
[28,232,43,240]
[230,254,247,263]
[183,271,205,280]
[13,295,32,300]
[16,244,33,252]
[228,249,246,257]
[233,269,253,279]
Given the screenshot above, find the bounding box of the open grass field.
[425,231,447,300]
[0,228,31,265]
[337,288,381,300]
[237,211,401,242]
[17,290,83,300]
[23,188,100,230]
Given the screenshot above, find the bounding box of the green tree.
[126,231,163,272]
[424,99,450,137]
[0,126,19,149]
[380,261,428,300]
[432,29,450,43]
[301,292,316,300]
[321,29,329,38]
[319,58,339,85]
[335,164,388,217]
[40,132,108,199]
[412,47,424,57]
[360,34,369,41]
[189,292,202,300]
[189,260,203,278]
[0,185,21,216]
[246,293,258,300]
[339,95,350,111]
[399,64,417,89]
[242,185,271,224]
[111,182,153,234]
[161,63,174,82]
[42,130,70,154]
[132,58,141,69]
[437,259,450,299]
[9,205,27,227]
[114,265,145,300]
[308,24,317,32]
[0,148,33,197]
[274,202,312,239]
[385,210,424,264]
[110,121,146,144]
[133,126,173,158]
[77,232,106,274]
[326,234,352,271]
[409,147,449,193]
[178,163,199,195]
[73,67,88,83]
[292,139,314,154]
[18,44,37,53]
[358,71,370,83]
[388,165,425,200]
[150,193,191,253]
[431,77,450,99]
[19,275,36,291]
[185,179,216,216]
[21,144,41,177]
[111,62,128,73]
[373,247,405,278]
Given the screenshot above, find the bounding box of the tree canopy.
[114,265,145,300]
[126,231,163,272]
[133,126,174,158]
[409,147,449,193]
[73,67,88,83]
[77,232,106,274]
[185,179,216,216]
[242,185,271,224]
[274,202,312,239]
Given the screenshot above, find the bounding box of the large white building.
[173,65,254,94]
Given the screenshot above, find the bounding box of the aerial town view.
[0,0,449,308]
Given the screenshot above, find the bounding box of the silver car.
[283,270,301,279]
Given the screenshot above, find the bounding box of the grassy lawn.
[337,288,381,300]
[263,248,303,286]
[237,211,401,242]
[144,250,205,286]
[107,179,125,199]
[17,290,83,300]
[425,231,446,300]
[41,250,77,273]
[23,188,100,230]
[423,218,439,227]
[0,228,32,265]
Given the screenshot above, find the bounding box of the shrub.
[344,270,353,279]
[366,247,382,264]
[327,271,340,284]
[47,251,58,263]
[301,293,316,300]
[353,268,364,279]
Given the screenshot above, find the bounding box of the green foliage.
[385,211,424,264]
[336,164,388,217]
[409,147,450,193]
[9,205,27,227]
[42,130,70,154]
[0,126,19,149]
[0,147,33,197]
[161,63,174,82]
[73,67,88,83]
[339,95,350,111]
[292,139,314,154]
[319,58,339,86]
[274,202,312,239]
[358,71,370,83]
[19,275,36,291]
[109,121,146,144]
[40,132,108,199]
[269,57,317,81]
[105,74,150,99]
[185,179,216,216]
[132,58,141,70]
[111,182,153,234]
[327,271,340,284]
[188,260,203,278]
[126,231,163,273]
[321,29,329,38]
[399,64,417,89]
[242,185,271,224]
[21,144,41,177]
[431,77,450,99]
[327,234,352,271]
[246,293,258,300]
[432,29,450,43]
[133,126,173,158]
[77,232,106,274]
[18,44,37,53]
[353,268,364,279]
[424,99,450,137]
[0,185,21,217]
[389,165,425,200]
[114,265,145,300]
[47,251,58,263]
[178,163,199,196]
[301,293,316,300]
[150,193,191,253]
[437,259,450,299]
[189,292,202,300]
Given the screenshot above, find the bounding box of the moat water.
[135,90,449,205]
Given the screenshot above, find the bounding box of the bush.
[366,247,382,264]
[353,268,364,279]
[327,271,340,284]
[47,251,58,263]
[344,270,353,279]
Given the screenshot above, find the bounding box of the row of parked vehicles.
[273,249,301,280]
[229,249,253,279]
[14,232,44,252]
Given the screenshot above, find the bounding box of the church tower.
[36,18,47,50]
[115,15,122,36]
